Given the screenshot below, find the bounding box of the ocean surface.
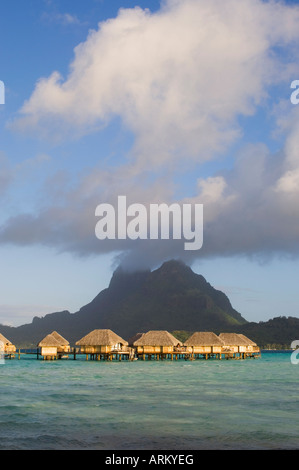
[0,351,298,450]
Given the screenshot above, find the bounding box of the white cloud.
[4,0,299,270]
[11,0,299,170]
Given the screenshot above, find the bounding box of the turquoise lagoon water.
[0,352,298,450]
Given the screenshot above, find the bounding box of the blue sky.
[1,0,299,327]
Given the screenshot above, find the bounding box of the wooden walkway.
[5,349,261,361]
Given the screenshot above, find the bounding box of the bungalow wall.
[41,346,57,356]
[188,345,223,354]
[245,345,260,353]
[212,346,222,354]
[222,345,238,353]
[57,345,70,353]
[79,345,109,354]
[221,345,247,353]
[136,346,174,354]
[192,346,212,354]
[79,344,125,354]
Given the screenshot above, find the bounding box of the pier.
[7,347,260,361]
[2,329,261,362]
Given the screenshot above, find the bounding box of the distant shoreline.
[261,349,292,352]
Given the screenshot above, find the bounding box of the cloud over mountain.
[3,0,299,270]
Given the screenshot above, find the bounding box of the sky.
[1,0,299,327]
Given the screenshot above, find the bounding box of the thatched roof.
[219,333,248,346]
[51,331,69,346]
[184,332,224,347]
[133,330,182,346]
[237,334,257,346]
[75,329,128,346]
[0,333,13,345]
[38,334,61,347]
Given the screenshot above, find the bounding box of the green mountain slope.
[74,260,247,339]
[0,260,247,347]
[1,259,298,349]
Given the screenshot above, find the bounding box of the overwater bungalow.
[184,332,224,359]
[37,331,70,360]
[51,331,70,353]
[0,333,16,357]
[75,329,129,360]
[37,333,62,360]
[219,332,259,358]
[133,330,182,360]
[237,334,260,356]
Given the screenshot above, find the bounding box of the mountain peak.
[109,264,150,292]
[0,259,247,347]
[157,259,193,274]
